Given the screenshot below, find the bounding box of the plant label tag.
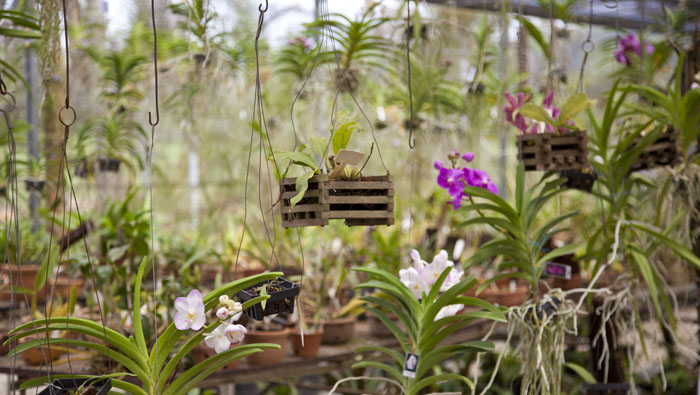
[545,262,572,279]
[335,149,364,166]
[403,353,419,378]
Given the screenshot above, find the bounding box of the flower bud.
[216,307,229,320]
[219,295,229,305]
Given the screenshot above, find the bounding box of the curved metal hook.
[258,0,268,12]
[0,91,16,113]
[408,134,415,149]
[148,0,160,127]
[0,79,7,96]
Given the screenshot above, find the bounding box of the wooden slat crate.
[630,130,680,172]
[280,175,329,228]
[516,131,588,171]
[324,175,394,226]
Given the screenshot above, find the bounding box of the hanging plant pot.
[280,174,395,227]
[23,178,45,193]
[237,277,300,321]
[74,160,91,178]
[97,157,121,173]
[39,378,112,395]
[280,175,329,228]
[630,129,679,172]
[324,174,395,226]
[559,169,597,192]
[516,131,588,172]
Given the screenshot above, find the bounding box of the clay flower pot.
[243,329,288,366]
[478,279,530,307]
[320,317,356,344]
[20,336,63,365]
[1,264,41,300]
[290,327,323,358]
[37,277,84,302]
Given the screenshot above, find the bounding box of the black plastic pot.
[583,382,630,394]
[74,160,90,178]
[559,170,597,192]
[524,299,561,322]
[97,157,121,173]
[24,179,45,193]
[39,378,112,395]
[238,277,300,321]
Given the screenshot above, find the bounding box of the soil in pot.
[290,327,323,358]
[320,317,357,344]
[238,277,299,320]
[243,329,288,366]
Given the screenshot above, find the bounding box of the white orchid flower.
[225,324,247,344]
[204,324,232,354]
[174,289,206,331]
[399,267,429,298]
[435,304,464,320]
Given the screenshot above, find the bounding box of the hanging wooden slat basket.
[630,129,679,172]
[325,174,394,226]
[280,174,394,228]
[516,131,588,172]
[280,175,329,228]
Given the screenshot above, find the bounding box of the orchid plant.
[273,115,364,207]
[6,258,282,394]
[434,150,498,210]
[504,91,591,135]
[614,33,654,67]
[352,252,505,395]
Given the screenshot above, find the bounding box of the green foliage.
[626,53,700,160]
[353,266,505,395]
[460,163,578,294]
[519,93,592,133]
[586,80,700,332]
[0,8,41,88]
[7,259,282,394]
[277,36,320,81]
[81,114,148,173]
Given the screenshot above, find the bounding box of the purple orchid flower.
[615,33,654,66]
[434,154,497,210]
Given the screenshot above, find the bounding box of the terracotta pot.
[479,283,530,307]
[36,277,84,302]
[290,328,323,358]
[548,272,583,291]
[0,264,40,300]
[20,337,63,365]
[320,317,356,344]
[367,312,395,338]
[243,329,288,366]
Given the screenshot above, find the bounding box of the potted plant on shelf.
[0,220,50,302]
[351,261,506,395]
[244,315,289,366]
[274,115,394,228]
[505,91,592,172]
[87,114,147,174]
[6,259,282,394]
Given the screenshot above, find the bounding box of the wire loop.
[0,91,16,113]
[58,105,76,127]
[581,39,595,53]
[259,0,268,13]
[0,78,6,95]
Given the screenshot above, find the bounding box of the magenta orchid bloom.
[504,92,533,133]
[615,33,654,66]
[506,91,574,134]
[174,289,206,331]
[434,151,498,210]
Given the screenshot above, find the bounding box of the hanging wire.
[576,0,595,93]
[147,0,161,392]
[546,0,555,92]
[406,0,415,149]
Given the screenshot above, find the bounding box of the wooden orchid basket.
[517,131,589,172]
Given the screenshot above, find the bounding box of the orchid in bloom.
[399,267,430,298]
[217,295,243,322]
[400,250,465,320]
[434,151,498,209]
[615,33,654,66]
[504,91,574,134]
[204,323,247,354]
[504,92,536,134]
[174,289,206,331]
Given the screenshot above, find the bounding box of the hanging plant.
[506,91,592,172]
[274,116,394,228]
